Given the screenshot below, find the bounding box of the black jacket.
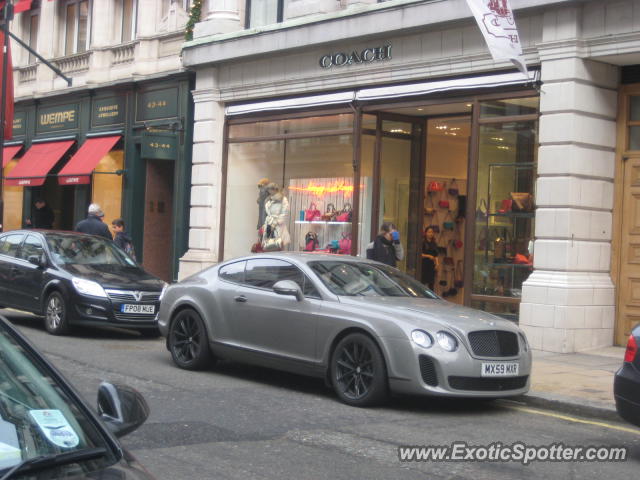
[114,231,136,260]
[32,205,55,229]
[75,215,112,240]
[368,235,401,267]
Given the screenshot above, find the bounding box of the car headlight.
[411,330,433,348]
[158,282,169,302]
[72,277,107,298]
[518,332,529,352]
[436,331,458,352]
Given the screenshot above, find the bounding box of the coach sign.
[319,44,392,69]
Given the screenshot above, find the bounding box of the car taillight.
[624,335,638,363]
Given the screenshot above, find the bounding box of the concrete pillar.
[194,0,241,38]
[35,0,56,92]
[178,67,224,279]
[519,56,619,353]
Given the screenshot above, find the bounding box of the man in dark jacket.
[75,203,112,240]
[366,223,404,267]
[26,198,55,229]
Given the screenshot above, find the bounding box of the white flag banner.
[465,0,528,78]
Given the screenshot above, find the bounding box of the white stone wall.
[10,0,190,100]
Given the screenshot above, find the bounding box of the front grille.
[448,375,528,391]
[105,289,161,303]
[114,312,157,322]
[468,330,519,357]
[418,355,438,386]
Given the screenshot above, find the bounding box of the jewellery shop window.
[224,114,355,260]
[472,112,538,321]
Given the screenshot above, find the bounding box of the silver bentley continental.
[157,253,532,407]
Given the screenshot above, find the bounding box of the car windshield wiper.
[0,447,108,480]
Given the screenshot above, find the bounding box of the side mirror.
[97,382,149,438]
[273,280,304,301]
[27,255,46,268]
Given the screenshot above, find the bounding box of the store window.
[22,9,39,64]
[91,150,124,228]
[64,0,90,55]
[2,160,24,232]
[224,114,354,260]
[246,0,283,28]
[472,99,539,321]
[119,0,137,42]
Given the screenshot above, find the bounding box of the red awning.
[57,136,121,185]
[5,140,75,186]
[14,0,33,13]
[2,145,22,168]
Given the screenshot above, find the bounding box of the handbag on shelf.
[338,232,352,255]
[498,198,513,214]
[321,203,337,221]
[493,228,510,262]
[424,194,436,216]
[476,198,488,221]
[510,192,534,212]
[304,232,319,252]
[448,179,459,197]
[454,260,464,288]
[336,203,352,222]
[305,202,322,222]
[328,239,340,253]
[438,189,450,209]
[443,211,455,230]
[428,181,444,193]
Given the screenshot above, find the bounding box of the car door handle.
[234,295,247,303]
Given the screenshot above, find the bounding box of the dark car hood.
[62,264,164,290]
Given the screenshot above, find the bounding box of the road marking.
[505,405,640,435]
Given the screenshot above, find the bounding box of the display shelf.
[294,220,351,225]
[487,212,535,219]
[489,263,533,269]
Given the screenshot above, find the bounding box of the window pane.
[229,114,353,138]
[630,96,640,122]
[245,258,299,289]
[122,0,135,42]
[382,120,412,135]
[0,234,24,257]
[219,261,246,283]
[629,126,640,151]
[249,0,279,28]
[65,3,76,55]
[480,97,539,118]
[76,0,89,53]
[19,235,44,260]
[29,14,38,64]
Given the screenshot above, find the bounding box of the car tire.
[168,309,213,370]
[44,291,70,335]
[330,332,389,407]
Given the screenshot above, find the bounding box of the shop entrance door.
[142,160,174,282]
[372,115,424,276]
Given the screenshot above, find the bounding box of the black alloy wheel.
[168,309,213,370]
[44,291,70,335]
[331,332,388,407]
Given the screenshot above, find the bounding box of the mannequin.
[256,178,270,230]
[261,182,291,251]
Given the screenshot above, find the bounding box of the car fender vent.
[418,355,438,386]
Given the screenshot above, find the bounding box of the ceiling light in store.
[390,128,409,134]
[466,103,473,107]
[417,108,424,111]
[497,145,510,151]
[491,136,504,142]
[436,125,448,130]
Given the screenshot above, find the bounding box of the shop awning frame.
[5,140,75,187]
[225,70,540,116]
[57,135,122,185]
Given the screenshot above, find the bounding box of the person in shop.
[25,198,55,229]
[421,226,439,290]
[111,218,136,261]
[367,223,404,267]
[75,203,112,240]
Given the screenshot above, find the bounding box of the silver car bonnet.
[337,296,520,338]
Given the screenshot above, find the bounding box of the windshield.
[309,261,439,298]
[0,322,116,476]
[45,234,136,267]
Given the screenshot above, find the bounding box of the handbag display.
[304,232,319,252]
[443,211,455,230]
[321,203,337,221]
[305,202,321,222]
[448,179,459,196]
[424,194,436,216]
[498,198,513,214]
[338,232,352,254]
[438,189,450,209]
[427,181,444,192]
[511,192,534,212]
[328,239,340,253]
[336,203,352,222]
[493,228,510,261]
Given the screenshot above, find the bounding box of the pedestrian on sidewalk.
[111,218,136,261]
[26,198,55,229]
[75,203,112,240]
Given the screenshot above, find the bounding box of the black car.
[0,230,165,336]
[0,315,154,479]
[614,324,640,427]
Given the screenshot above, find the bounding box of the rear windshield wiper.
[0,447,108,480]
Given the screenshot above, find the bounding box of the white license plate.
[481,362,519,377]
[121,304,155,314]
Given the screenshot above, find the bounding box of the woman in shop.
[261,183,291,251]
[421,226,439,291]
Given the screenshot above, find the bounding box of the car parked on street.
[614,323,640,427]
[0,230,165,336]
[158,253,532,407]
[0,315,154,479]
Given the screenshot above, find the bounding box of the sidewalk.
[518,347,625,421]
